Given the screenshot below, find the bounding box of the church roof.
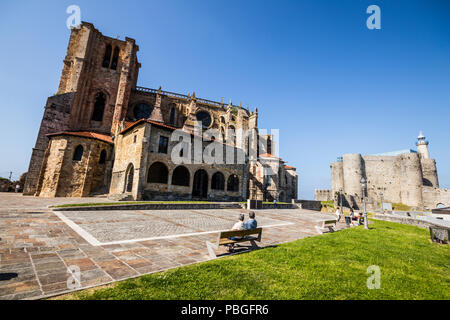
[46,131,113,144]
[120,119,178,134]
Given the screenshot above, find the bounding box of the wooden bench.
[315,219,337,234]
[206,228,263,258]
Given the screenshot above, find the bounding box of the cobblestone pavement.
[0,193,346,300]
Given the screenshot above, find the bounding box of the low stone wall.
[293,200,322,211]
[238,203,297,210]
[261,203,297,210]
[373,213,448,229]
[53,202,242,212]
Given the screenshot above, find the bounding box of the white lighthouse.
[416,131,430,159]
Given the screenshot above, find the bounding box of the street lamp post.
[361,177,369,229]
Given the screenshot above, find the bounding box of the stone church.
[315,132,450,210]
[23,22,298,202]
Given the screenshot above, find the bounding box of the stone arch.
[193,169,208,198]
[124,163,134,193]
[172,166,190,187]
[147,162,169,184]
[211,172,225,191]
[436,203,445,209]
[423,178,433,187]
[227,174,239,192]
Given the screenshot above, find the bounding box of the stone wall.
[422,187,450,209]
[314,189,332,201]
[23,93,74,195]
[330,152,449,210]
[36,136,112,197]
[110,121,248,201]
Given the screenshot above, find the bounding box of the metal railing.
[134,86,246,110]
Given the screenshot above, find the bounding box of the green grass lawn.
[53,201,213,208]
[62,220,449,300]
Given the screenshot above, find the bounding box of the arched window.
[73,145,83,161]
[110,47,120,70]
[220,116,226,123]
[211,172,225,190]
[196,111,212,129]
[125,163,134,192]
[92,92,106,121]
[147,162,168,184]
[99,150,107,164]
[227,125,236,144]
[172,166,190,186]
[102,44,112,68]
[192,169,208,198]
[169,107,176,125]
[227,174,239,192]
[133,103,153,120]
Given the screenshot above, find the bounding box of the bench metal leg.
[315,226,324,234]
[206,241,218,259]
[249,240,259,249]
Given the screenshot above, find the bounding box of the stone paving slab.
[0,193,347,300]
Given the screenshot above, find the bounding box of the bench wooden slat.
[219,236,259,245]
[219,228,262,239]
[206,228,263,259]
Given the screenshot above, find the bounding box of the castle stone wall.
[421,158,439,187]
[342,154,364,197]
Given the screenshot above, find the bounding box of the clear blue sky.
[0,0,449,199]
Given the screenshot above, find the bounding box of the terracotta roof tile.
[284,165,296,170]
[259,153,279,159]
[120,119,178,134]
[46,131,113,144]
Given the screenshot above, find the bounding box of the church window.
[99,150,107,164]
[196,111,212,129]
[73,145,84,161]
[133,103,153,120]
[158,136,169,154]
[102,44,112,68]
[110,47,120,70]
[91,92,106,122]
[169,107,176,125]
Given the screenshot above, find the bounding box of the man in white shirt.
[228,214,245,252]
[335,207,341,222]
[232,214,245,231]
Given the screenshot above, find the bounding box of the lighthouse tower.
[416,131,430,159]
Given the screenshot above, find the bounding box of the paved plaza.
[0,193,344,300]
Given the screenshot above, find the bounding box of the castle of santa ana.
[23,22,298,202]
[315,132,450,211]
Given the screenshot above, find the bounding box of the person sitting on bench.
[227,214,245,252]
[244,212,258,230]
